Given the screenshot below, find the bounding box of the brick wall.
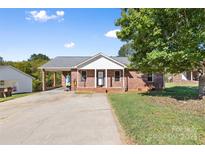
[71,69,77,90]
[125,70,164,91]
[77,70,95,88]
[63,69,164,91]
[61,71,69,88]
[125,70,149,91]
[107,70,123,88]
[76,69,124,88]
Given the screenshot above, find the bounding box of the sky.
[0,8,124,61]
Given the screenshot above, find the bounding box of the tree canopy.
[116,9,205,73]
[0,56,3,65]
[118,43,135,57]
[28,53,50,61]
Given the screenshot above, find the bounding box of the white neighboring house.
[0,65,34,93]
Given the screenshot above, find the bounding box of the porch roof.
[39,53,130,71]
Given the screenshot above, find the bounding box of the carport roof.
[39,53,130,69]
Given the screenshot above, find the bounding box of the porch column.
[94,69,97,88]
[76,69,78,88]
[190,71,193,81]
[105,69,108,88]
[122,69,125,89]
[42,69,46,91]
[53,72,56,87]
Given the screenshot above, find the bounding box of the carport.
[38,56,91,91]
[40,68,70,91]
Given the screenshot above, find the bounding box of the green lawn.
[108,83,205,144]
[0,93,31,103]
[147,82,198,100]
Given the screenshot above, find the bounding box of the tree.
[28,53,50,61]
[116,9,205,97]
[116,9,205,73]
[28,54,50,91]
[118,43,135,57]
[0,56,3,65]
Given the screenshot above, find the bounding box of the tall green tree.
[118,43,135,57]
[0,56,3,65]
[28,53,50,61]
[28,54,51,91]
[116,9,205,74]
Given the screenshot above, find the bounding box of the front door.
[97,70,104,87]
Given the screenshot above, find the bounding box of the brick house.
[39,53,164,92]
[170,71,199,82]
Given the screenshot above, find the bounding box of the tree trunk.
[198,74,205,99]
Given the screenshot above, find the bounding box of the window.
[0,80,4,87]
[81,71,87,81]
[147,74,153,82]
[115,71,120,81]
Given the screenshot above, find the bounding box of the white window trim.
[0,80,4,88]
[148,73,154,82]
[80,70,87,82]
[114,70,121,82]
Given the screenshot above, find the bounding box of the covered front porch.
[41,68,126,92]
[74,69,125,91]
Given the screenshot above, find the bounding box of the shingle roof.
[40,55,130,69]
[40,56,91,68]
[111,56,130,66]
[0,65,35,79]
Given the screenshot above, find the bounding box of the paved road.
[0,89,122,144]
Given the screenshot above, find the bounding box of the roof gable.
[78,56,125,69]
[0,65,34,80]
[76,53,127,68]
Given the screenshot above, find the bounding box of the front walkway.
[0,90,122,144]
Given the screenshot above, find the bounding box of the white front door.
[97,70,104,87]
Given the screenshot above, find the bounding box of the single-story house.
[169,71,199,82]
[39,53,164,92]
[0,65,34,93]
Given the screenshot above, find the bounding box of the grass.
[145,82,198,100]
[0,93,31,103]
[108,82,205,144]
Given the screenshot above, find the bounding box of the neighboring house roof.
[0,65,35,80]
[40,53,130,69]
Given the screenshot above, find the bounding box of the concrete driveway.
[0,89,122,144]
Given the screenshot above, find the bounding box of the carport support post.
[105,69,107,88]
[122,69,125,89]
[53,72,56,88]
[42,69,46,91]
[190,71,193,81]
[95,69,97,88]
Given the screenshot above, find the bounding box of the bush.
[32,79,42,92]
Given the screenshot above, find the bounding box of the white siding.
[79,57,124,70]
[0,66,33,93]
[182,73,188,80]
